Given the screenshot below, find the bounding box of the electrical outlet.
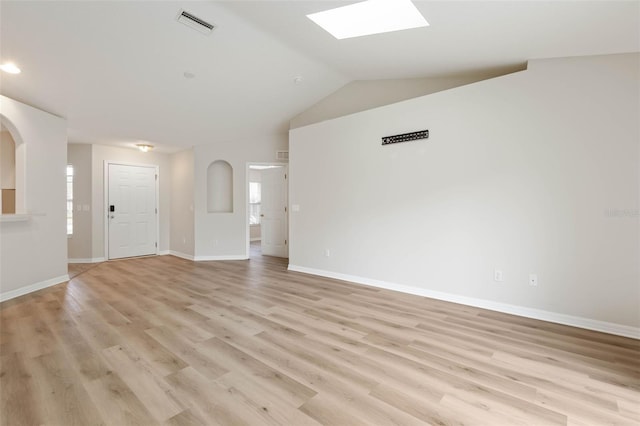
[529,274,538,286]
[325,249,330,257]
[494,269,504,282]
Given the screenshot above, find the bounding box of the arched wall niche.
[0,115,25,214]
[207,160,233,213]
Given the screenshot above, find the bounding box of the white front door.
[261,166,288,258]
[108,163,157,260]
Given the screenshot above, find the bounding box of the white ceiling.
[1,1,638,152]
[224,1,640,79]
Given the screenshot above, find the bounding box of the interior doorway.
[0,126,16,214]
[247,163,288,259]
[0,120,24,215]
[105,162,159,260]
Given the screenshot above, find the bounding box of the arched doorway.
[0,116,24,214]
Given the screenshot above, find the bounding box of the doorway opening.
[246,163,288,259]
[0,118,25,215]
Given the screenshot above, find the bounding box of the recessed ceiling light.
[0,63,21,74]
[136,143,154,152]
[293,76,303,84]
[307,0,428,40]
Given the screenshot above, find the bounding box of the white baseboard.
[287,264,640,340]
[152,251,247,262]
[68,257,106,264]
[194,255,248,261]
[168,250,195,261]
[157,250,170,256]
[0,274,70,303]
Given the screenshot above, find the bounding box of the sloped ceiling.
[0,1,347,151]
[224,1,640,79]
[0,1,638,152]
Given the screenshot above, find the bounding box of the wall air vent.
[276,151,289,161]
[382,130,429,146]
[177,10,215,35]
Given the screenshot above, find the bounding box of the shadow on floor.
[68,262,103,279]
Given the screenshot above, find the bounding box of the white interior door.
[108,163,157,259]
[261,166,288,258]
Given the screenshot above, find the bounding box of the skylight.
[307,0,428,40]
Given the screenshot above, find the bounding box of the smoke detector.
[176,10,215,35]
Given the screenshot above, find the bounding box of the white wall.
[170,149,195,258]
[194,134,287,259]
[290,68,525,129]
[0,95,68,299]
[289,53,639,335]
[91,145,171,260]
[67,144,93,260]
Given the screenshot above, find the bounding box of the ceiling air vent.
[177,10,215,35]
[276,151,289,161]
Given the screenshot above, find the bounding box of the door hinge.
[284,206,287,213]
[285,239,287,245]
[155,242,158,248]
[155,208,158,214]
[155,174,158,181]
[284,173,287,180]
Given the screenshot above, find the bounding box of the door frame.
[104,161,160,260]
[245,162,288,259]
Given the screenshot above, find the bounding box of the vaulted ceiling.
[1,1,638,152]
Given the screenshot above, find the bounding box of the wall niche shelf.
[207,160,234,213]
[0,214,31,222]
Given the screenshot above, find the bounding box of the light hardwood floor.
[1,247,639,425]
[68,262,103,280]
